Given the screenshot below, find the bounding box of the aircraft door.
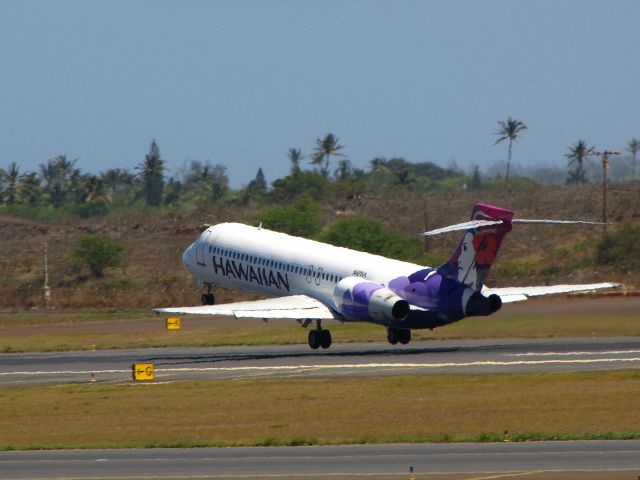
[195,230,211,266]
[306,265,314,284]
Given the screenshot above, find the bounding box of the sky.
[1,0,639,187]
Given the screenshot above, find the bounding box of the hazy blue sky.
[1,1,639,187]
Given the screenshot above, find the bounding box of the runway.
[1,337,639,386]
[1,441,639,478]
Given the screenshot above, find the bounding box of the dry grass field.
[0,371,638,449]
[1,182,639,311]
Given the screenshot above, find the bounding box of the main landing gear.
[308,320,332,350]
[387,327,411,345]
[201,284,215,305]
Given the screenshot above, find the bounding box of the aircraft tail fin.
[436,204,514,291]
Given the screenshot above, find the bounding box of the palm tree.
[287,148,304,176]
[18,172,42,206]
[494,117,527,184]
[334,159,353,181]
[82,175,109,204]
[565,140,593,184]
[0,162,20,205]
[101,168,134,195]
[310,134,346,177]
[628,138,639,180]
[136,140,165,206]
[39,155,78,208]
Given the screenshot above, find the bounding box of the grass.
[0,310,150,326]
[0,371,639,450]
[1,297,639,352]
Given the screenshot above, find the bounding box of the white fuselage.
[183,223,422,312]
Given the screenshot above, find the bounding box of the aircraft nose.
[182,243,196,268]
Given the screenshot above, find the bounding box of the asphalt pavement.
[0,337,639,386]
[1,441,639,478]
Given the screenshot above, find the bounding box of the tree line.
[1,125,639,217]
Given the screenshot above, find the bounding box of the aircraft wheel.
[308,330,321,350]
[399,329,411,345]
[320,329,332,349]
[201,293,215,305]
[387,328,399,345]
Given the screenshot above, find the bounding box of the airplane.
[155,203,619,349]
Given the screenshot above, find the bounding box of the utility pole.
[43,243,50,310]
[590,150,621,232]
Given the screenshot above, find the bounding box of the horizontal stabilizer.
[154,295,336,320]
[422,219,503,236]
[485,282,621,303]
[513,219,606,226]
[423,218,605,236]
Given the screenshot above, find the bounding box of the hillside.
[1,182,639,310]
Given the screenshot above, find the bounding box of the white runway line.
[156,357,640,373]
[507,350,640,357]
[0,369,130,376]
[2,357,640,379]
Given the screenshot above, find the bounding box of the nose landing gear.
[201,285,215,305]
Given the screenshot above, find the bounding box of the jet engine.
[464,291,502,316]
[334,276,410,323]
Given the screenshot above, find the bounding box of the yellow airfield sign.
[132,363,155,381]
[166,317,181,330]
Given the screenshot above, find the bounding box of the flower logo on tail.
[472,234,498,265]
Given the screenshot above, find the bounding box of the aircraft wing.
[154,295,336,320]
[485,282,621,304]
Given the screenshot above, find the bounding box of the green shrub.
[71,200,110,218]
[72,235,124,278]
[317,216,422,261]
[256,196,322,237]
[595,224,640,271]
[269,171,327,202]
